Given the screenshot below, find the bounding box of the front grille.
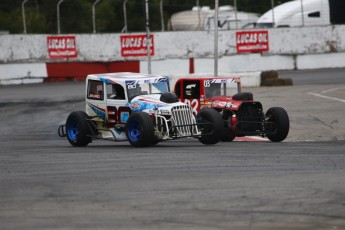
[236,102,264,133]
[171,105,198,136]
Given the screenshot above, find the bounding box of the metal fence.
[19,0,333,34]
[167,0,331,31]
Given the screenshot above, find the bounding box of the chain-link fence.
[8,0,345,34]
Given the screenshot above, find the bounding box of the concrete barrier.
[0,63,47,85]
[1,25,345,85]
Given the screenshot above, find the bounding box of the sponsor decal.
[139,98,166,105]
[47,35,77,58]
[236,30,269,53]
[154,77,168,83]
[200,105,211,109]
[120,112,129,123]
[89,93,101,99]
[218,102,227,107]
[160,109,171,115]
[226,102,233,108]
[125,80,137,86]
[128,99,166,112]
[130,102,141,110]
[86,102,106,120]
[212,100,220,107]
[120,34,154,57]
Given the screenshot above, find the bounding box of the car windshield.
[126,77,170,100]
[204,78,240,98]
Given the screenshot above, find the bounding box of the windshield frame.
[204,78,241,98]
[125,77,170,100]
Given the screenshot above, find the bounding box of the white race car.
[58,72,223,147]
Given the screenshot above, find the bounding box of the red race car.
[174,77,289,142]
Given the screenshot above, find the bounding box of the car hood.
[128,94,184,112]
[209,96,242,110]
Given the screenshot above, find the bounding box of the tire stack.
[260,70,293,86]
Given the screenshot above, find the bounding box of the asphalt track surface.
[1,69,345,230]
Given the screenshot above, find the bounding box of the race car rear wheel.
[66,111,93,147]
[196,108,223,145]
[265,107,289,142]
[126,112,154,147]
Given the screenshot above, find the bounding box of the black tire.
[160,92,179,103]
[265,107,289,142]
[196,108,223,145]
[221,117,236,142]
[222,127,236,142]
[151,138,160,146]
[232,92,253,101]
[66,111,93,147]
[126,112,155,147]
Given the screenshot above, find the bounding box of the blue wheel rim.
[67,119,78,141]
[127,120,141,142]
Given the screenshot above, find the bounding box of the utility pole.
[271,0,275,26]
[234,0,238,29]
[300,0,305,26]
[22,0,29,34]
[92,0,101,33]
[214,0,219,77]
[145,0,151,74]
[196,0,201,30]
[121,0,128,33]
[160,0,165,31]
[57,0,65,34]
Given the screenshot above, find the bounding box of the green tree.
[0,0,22,33]
[0,0,293,34]
[95,0,121,32]
[58,0,93,33]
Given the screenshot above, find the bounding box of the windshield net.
[204,79,239,98]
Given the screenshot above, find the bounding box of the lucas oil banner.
[47,36,77,58]
[120,34,154,57]
[236,31,269,53]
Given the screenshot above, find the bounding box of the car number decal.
[183,99,199,114]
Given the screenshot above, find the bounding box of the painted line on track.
[307,92,345,103]
[321,87,345,94]
[234,136,268,142]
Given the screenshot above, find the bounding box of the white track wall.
[1,25,345,85]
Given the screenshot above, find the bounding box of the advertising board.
[47,36,77,58]
[236,31,269,53]
[120,34,154,57]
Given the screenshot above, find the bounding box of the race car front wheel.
[265,107,289,142]
[66,111,93,147]
[222,126,236,142]
[126,112,154,147]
